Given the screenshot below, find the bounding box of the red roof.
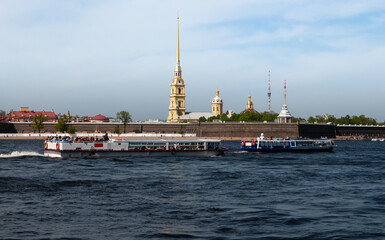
[0,115,9,121]
[89,114,109,121]
[9,110,57,119]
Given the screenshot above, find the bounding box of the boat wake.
[0,151,45,158]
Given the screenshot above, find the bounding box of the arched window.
[213,107,215,111]
[178,88,181,94]
[217,107,219,111]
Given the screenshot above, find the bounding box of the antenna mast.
[267,70,271,113]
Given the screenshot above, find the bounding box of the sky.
[1,0,385,122]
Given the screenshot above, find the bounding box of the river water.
[1,140,384,239]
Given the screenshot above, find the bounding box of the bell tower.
[167,13,185,122]
[211,89,223,116]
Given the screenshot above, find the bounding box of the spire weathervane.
[176,12,180,66]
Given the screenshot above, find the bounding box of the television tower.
[267,70,271,113]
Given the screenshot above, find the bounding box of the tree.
[220,113,229,122]
[114,125,120,134]
[0,109,5,115]
[32,114,45,133]
[116,111,132,133]
[230,113,240,121]
[67,126,76,134]
[55,115,69,133]
[292,117,306,123]
[198,116,207,122]
[307,116,316,123]
[207,115,220,122]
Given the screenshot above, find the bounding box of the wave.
[0,151,44,158]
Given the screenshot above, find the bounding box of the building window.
[213,107,215,111]
[178,88,181,94]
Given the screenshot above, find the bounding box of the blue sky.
[1,0,384,121]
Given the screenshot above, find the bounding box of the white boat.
[43,138,227,158]
[372,138,385,142]
[241,133,333,153]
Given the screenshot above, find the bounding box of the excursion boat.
[43,138,227,158]
[241,133,334,153]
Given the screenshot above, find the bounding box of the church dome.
[212,89,222,103]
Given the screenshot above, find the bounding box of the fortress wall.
[3,122,384,138]
[336,126,385,137]
[0,122,17,133]
[7,122,195,134]
[197,123,299,138]
[298,123,336,138]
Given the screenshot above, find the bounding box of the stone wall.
[197,122,299,138]
[3,121,384,138]
[336,125,385,137]
[0,122,17,133]
[298,123,336,138]
[5,122,299,138]
[9,122,193,134]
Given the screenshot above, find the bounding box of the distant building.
[8,107,57,122]
[316,114,335,120]
[211,89,223,116]
[277,80,292,123]
[240,94,258,114]
[82,114,109,123]
[178,89,227,122]
[178,112,215,122]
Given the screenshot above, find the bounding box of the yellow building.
[211,89,223,116]
[167,14,185,122]
[241,94,258,114]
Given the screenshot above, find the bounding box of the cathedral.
[167,15,224,122]
[167,14,185,122]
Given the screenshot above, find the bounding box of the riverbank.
[0,134,371,141]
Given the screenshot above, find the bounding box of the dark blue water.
[1,140,385,240]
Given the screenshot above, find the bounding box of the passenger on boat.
[103,133,109,141]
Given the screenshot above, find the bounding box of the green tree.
[198,116,207,122]
[116,111,132,133]
[114,125,121,134]
[327,116,336,123]
[260,112,278,122]
[229,113,240,121]
[220,113,229,122]
[55,115,69,133]
[32,114,45,133]
[207,115,220,122]
[307,116,316,123]
[292,117,306,123]
[67,126,76,134]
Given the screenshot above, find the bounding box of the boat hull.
[241,146,333,153]
[44,149,225,158]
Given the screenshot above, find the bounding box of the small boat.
[241,133,333,153]
[44,137,227,158]
[371,138,385,142]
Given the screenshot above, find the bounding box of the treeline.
[197,111,383,125]
[307,115,380,125]
[199,112,279,122]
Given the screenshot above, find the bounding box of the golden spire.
[176,12,180,65]
[174,12,182,74]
